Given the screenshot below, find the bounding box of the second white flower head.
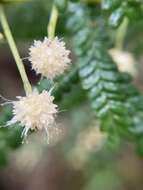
[7,90,58,138]
[29,37,71,79]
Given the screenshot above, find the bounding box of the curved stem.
[48,5,58,38]
[115,17,129,50]
[0,5,32,95]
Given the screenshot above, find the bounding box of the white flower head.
[29,37,71,79]
[7,90,58,141]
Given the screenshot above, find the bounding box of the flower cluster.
[7,37,71,141]
[29,37,71,79]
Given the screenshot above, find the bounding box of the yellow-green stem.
[115,17,129,50]
[0,5,32,95]
[48,5,58,38]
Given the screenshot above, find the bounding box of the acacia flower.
[29,37,71,79]
[109,48,136,76]
[7,90,58,141]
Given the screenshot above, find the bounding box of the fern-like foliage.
[67,3,143,140]
[101,0,143,27]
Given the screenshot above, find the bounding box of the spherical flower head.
[29,37,71,79]
[7,90,58,140]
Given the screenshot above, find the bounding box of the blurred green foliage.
[0,0,31,3]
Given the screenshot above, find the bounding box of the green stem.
[0,5,32,95]
[115,17,129,50]
[48,5,58,38]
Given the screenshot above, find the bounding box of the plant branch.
[115,17,129,50]
[0,5,32,95]
[48,5,58,38]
